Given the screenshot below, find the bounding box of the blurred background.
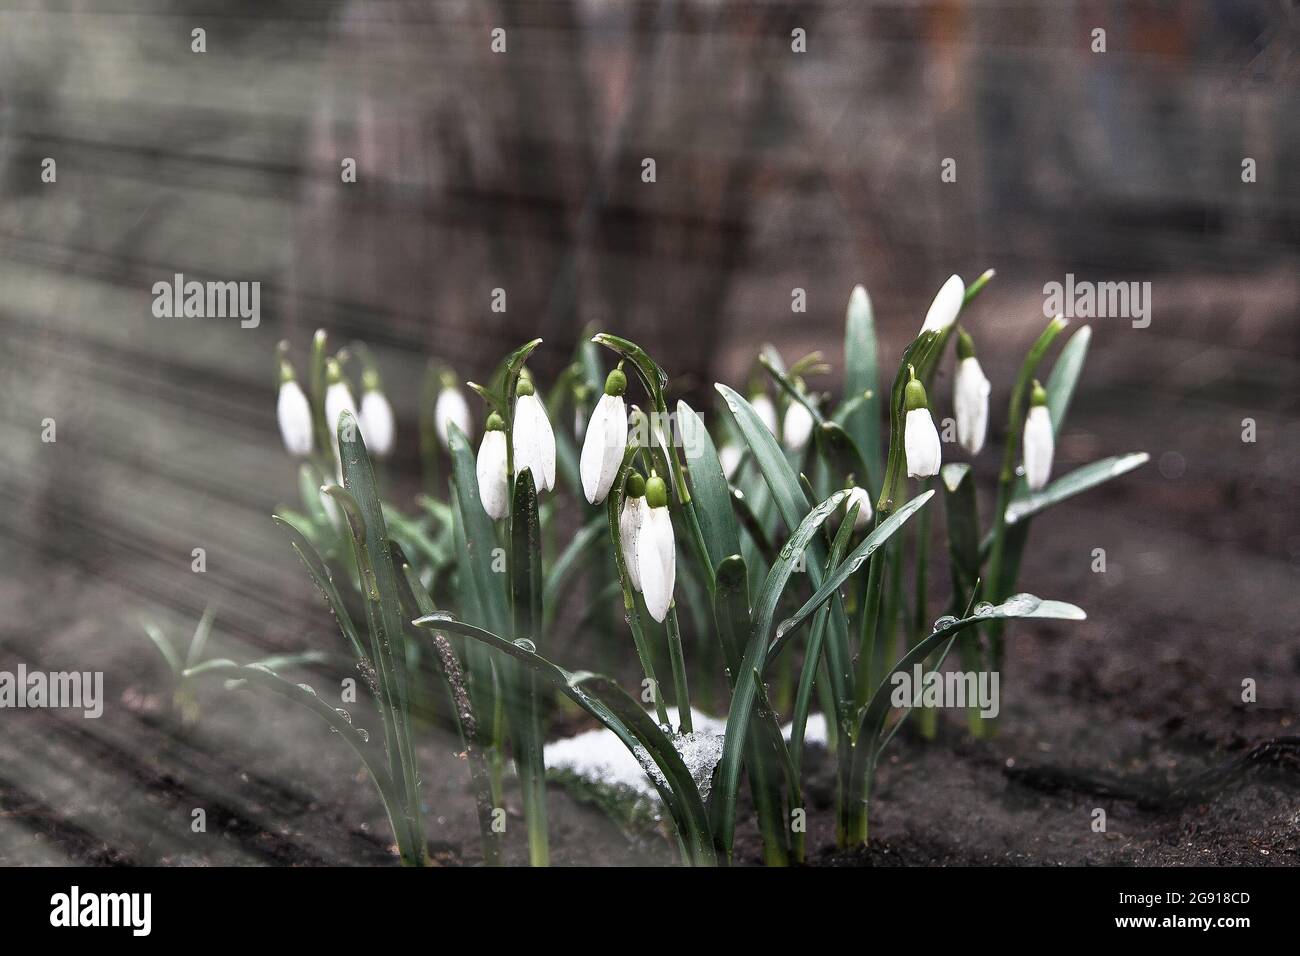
[0,0,1296,864]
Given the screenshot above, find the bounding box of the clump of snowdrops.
[150,272,1147,866]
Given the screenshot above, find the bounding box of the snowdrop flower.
[903,367,941,478]
[512,376,556,492]
[952,328,991,455]
[636,475,676,623]
[844,485,874,531]
[718,443,742,481]
[435,375,472,448]
[476,412,509,520]
[358,369,395,458]
[275,359,313,457]
[750,391,778,435]
[323,359,358,477]
[619,472,649,592]
[580,368,628,504]
[919,274,965,335]
[1022,380,1054,491]
[782,396,815,451]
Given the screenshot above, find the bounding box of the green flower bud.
[604,368,627,397]
[956,326,976,361]
[485,411,505,432]
[625,470,646,498]
[645,474,669,509]
[903,368,929,412]
[516,377,535,398]
[1029,379,1048,407]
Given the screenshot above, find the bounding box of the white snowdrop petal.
[476,430,509,520]
[637,507,676,623]
[846,486,873,530]
[619,497,646,592]
[359,391,396,458]
[920,274,965,334]
[324,382,358,479]
[953,356,991,455]
[436,388,472,448]
[904,407,942,478]
[783,401,815,451]
[1022,405,1054,491]
[719,444,742,480]
[276,381,314,457]
[580,394,626,504]
[513,394,556,492]
[752,394,778,436]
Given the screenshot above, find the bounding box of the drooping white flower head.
[718,443,742,481]
[435,377,472,449]
[276,359,313,457]
[750,392,778,436]
[844,485,874,531]
[476,412,509,520]
[636,475,676,623]
[580,368,629,504]
[619,471,648,592]
[512,375,556,493]
[323,358,358,479]
[782,397,815,451]
[952,328,991,456]
[919,274,965,335]
[358,370,395,458]
[1022,380,1054,491]
[902,368,941,478]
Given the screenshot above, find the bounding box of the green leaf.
[592,333,668,397]
[710,489,849,859]
[1044,324,1090,440]
[677,400,741,570]
[542,514,606,630]
[790,503,857,773]
[142,621,182,676]
[272,514,368,664]
[508,468,549,865]
[336,410,423,853]
[186,605,216,669]
[768,490,937,663]
[842,286,881,489]
[411,614,714,865]
[1005,453,1150,526]
[857,594,1085,754]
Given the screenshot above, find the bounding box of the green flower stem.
[984,315,1069,670]
[607,457,671,727]
[665,603,693,733]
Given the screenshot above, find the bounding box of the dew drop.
[933,615,958,630]
[297,683,317,696]
[335,707,352,723]
[357,728,371,743]
[973,602,995,617]
[513,638,537,653]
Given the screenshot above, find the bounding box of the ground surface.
[0,273,1295,867]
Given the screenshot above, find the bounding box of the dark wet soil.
[1,277,1296,866]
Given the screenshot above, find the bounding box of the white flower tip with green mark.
[435,384,472,449]
[782,400,815,451]
[476,426,509,520]
[580,392,628,504]
[919,274,965,334]
[359,390,395,458]
[276,378,313,457]
[953,355,991,456]
[324,378,358,479]
[512,392,556,492]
